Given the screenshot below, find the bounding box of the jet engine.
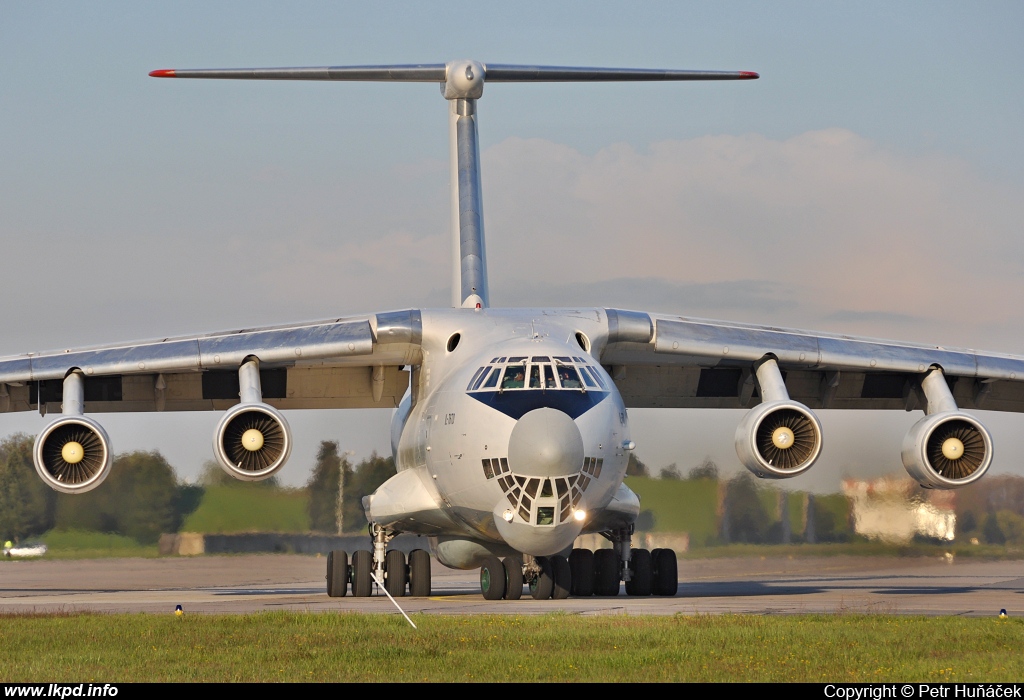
[213,402,292,481]
[734,358,823,478]
[33,415,112,494]
[211,357,292,481]
[735,400,823,478]
[902,411,992,489]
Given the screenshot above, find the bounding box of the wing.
[599,308,1024,413]
[0,309,422,415]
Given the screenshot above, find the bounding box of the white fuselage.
[372,308,637,565]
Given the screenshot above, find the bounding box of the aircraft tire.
[351,550,373,597]
[652,548,678,596]
[408,549,432,597]
[551,555,571,599]
[384,549,407,597]
[503,556,524,600]
[625,548,653,596]
[530,556,554,600]
[568,548,594,596]
[480,555,506,600]
[593,549,621,596]
[326,550,348,597]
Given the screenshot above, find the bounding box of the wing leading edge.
[0,310,422,415]
[599,309,1024,413]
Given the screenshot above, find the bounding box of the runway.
[0,554,1021,616]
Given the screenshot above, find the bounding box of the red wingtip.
[739,71,759,80]
[149,69,176,78]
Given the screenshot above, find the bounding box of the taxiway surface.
[0,554,1020,616]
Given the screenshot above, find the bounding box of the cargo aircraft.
[1,61,1020,601]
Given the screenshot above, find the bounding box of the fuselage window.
[482,459,495,479]
[529,366,542,388]
[482,367,501,388]
[501,364,526,389]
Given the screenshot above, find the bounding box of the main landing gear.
[325,524,432,598]
[477,530,678,600]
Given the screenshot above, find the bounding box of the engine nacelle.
[33,416,112,494]
[902,411,992,489]
[213,403,292,481]
[735,400,823,478]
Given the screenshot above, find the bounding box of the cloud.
[482,129,1024,349]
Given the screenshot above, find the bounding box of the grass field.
[1,612,1022,682]
[181,485,310,533]
[34,530,158,559]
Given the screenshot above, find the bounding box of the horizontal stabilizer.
[150,63,758,82]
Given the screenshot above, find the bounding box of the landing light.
[502,509,514,522]
[573,509,587,522]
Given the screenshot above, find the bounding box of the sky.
[2,1,1023,491]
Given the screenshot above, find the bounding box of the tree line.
[0,434,199,544]
[0,433,396,544]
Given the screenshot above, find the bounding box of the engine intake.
[902,412,991,489]
[33,416,112,494]
[213,403,292,481]
[735,401,823,478]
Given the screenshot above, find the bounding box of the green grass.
[181,485,310,533]
[0,612,1022,682]
[626,476,719,542]
[0,530,159,560]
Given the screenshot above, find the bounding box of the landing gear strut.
[324,522,433,598]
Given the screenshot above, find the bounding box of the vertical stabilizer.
[445,61,489,309]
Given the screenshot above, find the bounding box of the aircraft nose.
[507,408,584,476]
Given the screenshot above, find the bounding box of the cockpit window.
[467,366,488,391]
[529,365,542,388]
[501,364,526,389]
[558,366,583,389]
[467,356,607,394]
[544,365,557,389]
[583,366,608,389]
[482,367,501,388]
[579,367,598,388]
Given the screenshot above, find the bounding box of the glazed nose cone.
[507,408,584,476]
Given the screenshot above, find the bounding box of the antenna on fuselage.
[149,62,758,309]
